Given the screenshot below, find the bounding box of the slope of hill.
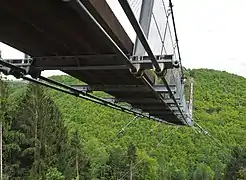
[48,69,246,179]
[2,69,246,179]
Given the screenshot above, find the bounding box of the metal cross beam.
[0,59,178,125]
[1,54,175,71]
[70,84,176,93]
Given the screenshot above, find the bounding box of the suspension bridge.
[0,0,193,126]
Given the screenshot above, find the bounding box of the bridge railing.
[145,0,183,99]
[127,0,182,83]
[126,0,192,125]
[127,0,177,56]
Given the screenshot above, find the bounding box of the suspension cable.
[118,0,188,124]
[168,0,184,76]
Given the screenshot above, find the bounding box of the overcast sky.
[173,0,246,77]
[0,0,245,78]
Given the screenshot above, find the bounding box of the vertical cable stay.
[152,13,164,44]
[116,115,139,136]
[160,22,168,55]
[128,0,142,18]
[193,122,223,146]
[101,115,140,148]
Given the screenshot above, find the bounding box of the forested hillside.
[0,69,246,180]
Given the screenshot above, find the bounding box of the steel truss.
[0,59,177,125]
[117,0,190,125]
[0,0,193,126]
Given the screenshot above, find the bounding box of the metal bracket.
[0,58,32,67]
[0,58,42,78]
[0,58,32,77]
[129,54,178,77]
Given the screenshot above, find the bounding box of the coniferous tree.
[127,143,137,180]
[5,83,68,179]
[107,147,128,179]
[1,69,246,179]
[0,76,7,179]
[0,77,21,179]
[66,129,89,180]
[225,146,246,180]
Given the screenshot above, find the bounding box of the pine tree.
[127,143,137,180]
[0,75,7,179]
[66,129,89,180]
[107,147,128,179]
[0,76,20,179]
[5,83,68,179]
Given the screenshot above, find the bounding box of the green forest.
[0,69,246,180]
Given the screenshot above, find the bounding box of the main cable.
[168,0,184,76]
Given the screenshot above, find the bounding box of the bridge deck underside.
[0,0,183,125]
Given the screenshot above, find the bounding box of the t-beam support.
[133,0,154,56]
[132,0,158,77]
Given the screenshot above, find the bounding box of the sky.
[0,0,245,78]
[172,0,246,77]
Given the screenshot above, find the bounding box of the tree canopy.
[1,68,246,179]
